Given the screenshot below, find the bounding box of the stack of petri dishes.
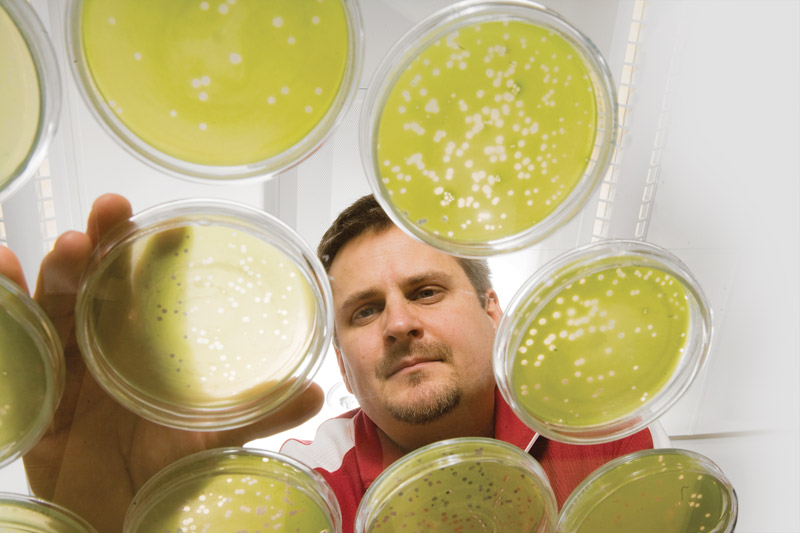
[360,0,617,256]
[0,0,61,202]
[556,448,738,532]
[0,274,63,470]
[494,240,713,443]
[75,198,333,430]
[66,0,363,181]
[354,437,557,532]
[124,447,341,532]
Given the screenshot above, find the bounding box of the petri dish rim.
[123,446,342,533]
[74,198,334,431]
[354,436,557,532]
[556,448,738,533]
[0,274,64,469]
[493,239,714,444]
[0,491,98,532]
[64,0,364,183]
[359,0,617,258]
[0,0,62,203]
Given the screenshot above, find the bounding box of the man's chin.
[385,381,462,426]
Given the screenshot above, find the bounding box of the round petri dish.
[0,0,61,203]
[75,198,333,430]
[494,240,713,443]
[124,447,341,533]
[66,0,363,182]
[0,492,98,532]
[0,275,64,469]
[354,437,557,533]
[556,448,738,532]
[360,0,616,257]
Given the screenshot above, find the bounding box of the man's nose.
[382,296,422,345]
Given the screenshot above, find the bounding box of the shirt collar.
[352,387,538,490]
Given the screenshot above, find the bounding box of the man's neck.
[374,398,496,468]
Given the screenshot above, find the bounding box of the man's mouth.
[387,357,443,378]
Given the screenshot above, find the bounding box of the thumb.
[211,381,324,448]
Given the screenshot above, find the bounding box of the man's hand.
[0,194,323,533]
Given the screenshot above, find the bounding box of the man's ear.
[333,340,353,394]
[484,289,503,330]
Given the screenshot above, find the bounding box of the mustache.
[375,341,453,379]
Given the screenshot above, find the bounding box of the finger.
[33,231,93,345]
[85,193,133,246]
[0,246,29,293]
[212,381,325,448]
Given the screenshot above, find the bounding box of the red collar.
[352,388,537,490]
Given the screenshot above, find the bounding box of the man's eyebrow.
[338,270,455,314]
[339,288,380,315]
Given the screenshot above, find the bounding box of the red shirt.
[281,388,653,532]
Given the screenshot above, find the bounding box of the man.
[0,193,651,532]
[280,194,653,531]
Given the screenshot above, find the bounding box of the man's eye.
[353,306,378,322]
[415,287,441,300]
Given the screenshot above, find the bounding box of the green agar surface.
[89,225,316,408]
[80,0,349,166]
[0,307,48,462]
[566,453,733,532]
[0,498,93,533]
[511,265,690,427]
[366,447,551,531]
[376,20,597,244]
[0,5,41,186]
[134,456,333,532]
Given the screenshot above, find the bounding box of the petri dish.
[556,448,738,532]
[75,199,333,430]
[66,0,363,182]
[0,492,98,532]
[354,437,557,532]
[124,447,341,533]
[494,240,713,443]
[0,0,61,203]
[360,0,616,257]
[0,275,64,469]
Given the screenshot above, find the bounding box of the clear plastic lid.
[0,0,61,202]
[0,492,98,532]
[124,447,341,533]
[494,240,713,443]
[360,0,616,257]
[354,437,557,532]
[75,198,333,430]
[65,0,363,182]
[556,448,738,532]
[0,275,64,469]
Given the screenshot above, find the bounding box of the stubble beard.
[380,341,462,426]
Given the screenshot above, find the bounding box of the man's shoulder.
[280,408,363,473]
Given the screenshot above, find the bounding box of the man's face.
[328,226,502,430]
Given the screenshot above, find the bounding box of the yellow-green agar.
[133,456,334,532]
[88,225,316,408]
[563,452,735,532]
[0,307,48,462]
[511,265,690,427]
[0,495,95,533]
[80,0,349,166]
[376,20,597,243]
[0,4,41,186]
[363,441,553,532]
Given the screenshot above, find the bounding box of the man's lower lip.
[392,361,440,376]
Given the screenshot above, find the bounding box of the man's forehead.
[327,227,464,293]
[330,226,456,272]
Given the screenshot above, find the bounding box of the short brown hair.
[318,195,492,306]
